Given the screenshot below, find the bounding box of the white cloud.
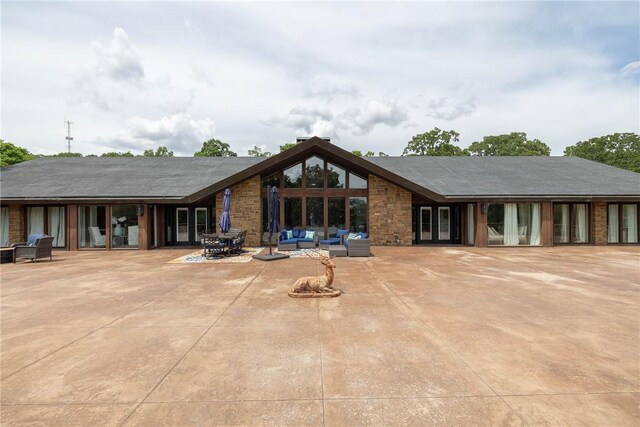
[620,61,640,78]
[425,97,477,121]
[338,100,409,135]
[91,28,144,82]
[1,2,638,157]
[93,113,215,155]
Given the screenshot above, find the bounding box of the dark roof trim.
[186,136,446,203]
[444,195,640,202]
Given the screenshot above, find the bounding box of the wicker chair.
[12,235,54,263]
[346,238,371,257]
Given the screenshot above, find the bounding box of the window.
[328,197,345,236]
[306,197,324,229]
[284,164,302,188]
[26,206,66,247]
[262,174,280,189]
[622,204,638,243]
[488,203,541,246]
[111,205,139,249]
[554,203,589,244]
[349,173,367,189]
[305,156,324,188]
[327,163,345,188]
[261,156,368,237]
[0,207,8,247]
[79,206,107,249]
[284,198,302,229]
[608,203,639,244]
[349,197,367,233]
[195,207,208,242]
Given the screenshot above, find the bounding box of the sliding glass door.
[608,203,639,244]
[195,207,208,242]
[176,208,189,243]
[415,205,460,244]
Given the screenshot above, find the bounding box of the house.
[1,137,639,250]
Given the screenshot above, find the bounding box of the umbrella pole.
[268,186,273,256]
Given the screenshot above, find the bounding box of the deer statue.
[290,254,337,295]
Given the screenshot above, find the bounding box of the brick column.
[8,205,25,244]
[368,175,412,246]
[216,175,261,246]
[593,201,608,245]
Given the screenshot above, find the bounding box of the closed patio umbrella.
[268,186,279,255]
[219,188,231,234]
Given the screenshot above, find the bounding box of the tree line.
[1,129,638,173]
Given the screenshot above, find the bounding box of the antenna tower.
[65,120,74,153]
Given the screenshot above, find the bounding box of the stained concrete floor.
[0,246,639,426]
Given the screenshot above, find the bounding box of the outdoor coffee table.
[329,245,347,257]
[0,247,15,263]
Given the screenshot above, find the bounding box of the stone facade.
[216,175,261,247]
[368,175,412,246]
[592,201,608,245]
[7,205,25,244]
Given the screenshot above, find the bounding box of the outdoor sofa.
[11,234,54,263]
[319,228,351,249]
[278,228,318,250]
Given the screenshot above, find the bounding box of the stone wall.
[216,175,261,246]
[592,201,608,245]
[368,175,412,246]
[7,205,25,244]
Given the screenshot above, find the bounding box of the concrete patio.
[1,246,639,426]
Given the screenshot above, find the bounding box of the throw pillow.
[305,230,315,239]
[347,232,358,240]
[286,230,293,240]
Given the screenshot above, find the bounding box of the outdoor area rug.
[274,248,329,258]
[169,247,265,263]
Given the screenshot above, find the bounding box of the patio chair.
[88,226,106,247]
[346,238,371,257]
[201,233,226,258]
[488,226,503,245]
[11,235,54,263]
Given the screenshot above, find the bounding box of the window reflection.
[327,163,345,188]
[349,173,367,189]
[284,164,302,188]
[305,156,324,188]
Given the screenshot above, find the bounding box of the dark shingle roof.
[0,156,264,201]
[1,153,638,201]
[366,156,640,198]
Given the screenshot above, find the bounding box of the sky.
[1,1,639,156]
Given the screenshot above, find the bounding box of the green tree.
[402,128,467,156]
[279,142,297,152]
[351,150,376,156]
[194,138,237,157]
[247,145,272,157]
[51,152,84,157]
[0,140,36,166]
[564,133,640,172]
[467,132,550,156]
[100,151,134,157]
[143,146,174,157]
